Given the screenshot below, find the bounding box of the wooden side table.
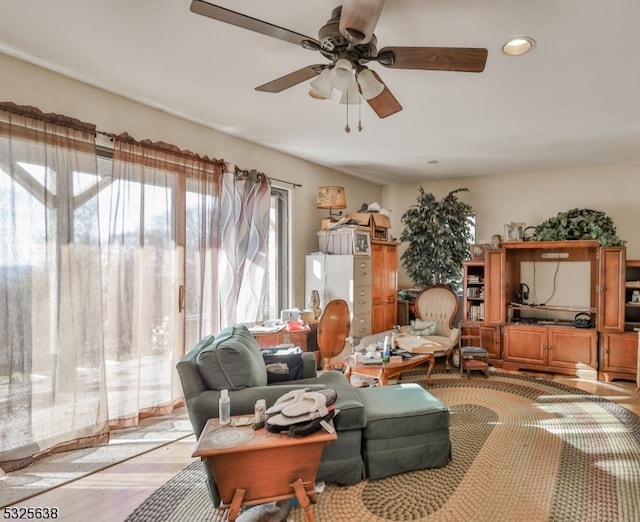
[193,418,336,521]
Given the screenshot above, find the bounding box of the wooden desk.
[193,418,336,521]
[249,323,311,350]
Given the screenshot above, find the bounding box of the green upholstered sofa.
[177,325,452,507]
[176,325,367,505]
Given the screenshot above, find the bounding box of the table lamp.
[317,186,347,229]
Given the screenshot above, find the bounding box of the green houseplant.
[531,208,625,246]
[399,187,475,288]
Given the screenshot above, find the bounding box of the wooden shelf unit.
[463,260,485,322]
[599,259,640,382]
[461,254,504,363]
[465,240,629,381]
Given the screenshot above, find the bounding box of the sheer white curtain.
[0,102,262,469]
[104,135,223,426]
[184,166,222,349]
[0,104,107,472]
[218,169,271,327]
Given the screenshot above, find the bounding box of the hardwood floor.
[4,435,198,522]
[4,373,639,522]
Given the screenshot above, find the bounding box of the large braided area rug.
[126,372,640,522]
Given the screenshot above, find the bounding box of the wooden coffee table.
[193,417,336,521]
[343,353,435,386]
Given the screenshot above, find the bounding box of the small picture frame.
[353,229,371,256]
[471,244,485,259]
[504,223,523,242]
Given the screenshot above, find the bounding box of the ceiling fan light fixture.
[357,68,384,100]
[502,36,536,56]
[309,68,334,99]
[330,58,355,90]
[308,89,328,100]
[339,81,361,104]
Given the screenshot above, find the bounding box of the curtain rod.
[233,166,302,189]
[97,130,302,188]
[271,177,302,188]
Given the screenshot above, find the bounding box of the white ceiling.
[1,0,639,185]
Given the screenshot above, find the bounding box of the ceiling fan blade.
[378,46,488,72]
[255,65,323,93]
[190,0,319,48]
[339,0,385,44]
[366,71,402,118]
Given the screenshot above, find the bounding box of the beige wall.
[383,165,640,288]
[0,52,383,308]
[3,52,639,301]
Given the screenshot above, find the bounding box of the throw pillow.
[196,325,268,390]
[408,319,438,336]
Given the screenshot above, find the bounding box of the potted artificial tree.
[399,187,475,289]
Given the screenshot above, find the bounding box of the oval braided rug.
[126,372,640,522]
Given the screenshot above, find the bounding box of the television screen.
[518,261,591,322]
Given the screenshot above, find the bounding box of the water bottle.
[219,389,231,425]
[382,335,390,363]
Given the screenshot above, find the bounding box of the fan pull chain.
[358,97,363,132]
[345,92,350,133]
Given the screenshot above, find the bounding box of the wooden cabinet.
[371,241,398,333]
[503,324,598,379]
[462,250,505,325]
[461,252,504,362]
[474,240,628,380]
[595,259,640,382]
[483,248,506,325]
[305,242,398,339]
[598,247,625,332]
[305,254,372,338]
[623,260,640,331]
[599,331,638,382]
[460,321,501,359]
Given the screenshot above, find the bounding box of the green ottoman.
[356,383,451,480]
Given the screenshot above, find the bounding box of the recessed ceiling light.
[427,160,439,165]
[502,36,536,56]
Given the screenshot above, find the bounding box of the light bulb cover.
[357,68,384,100]
[330,58,355,91]
[309,69,333,99]
[339,81,361,104]
[502,36,536,56]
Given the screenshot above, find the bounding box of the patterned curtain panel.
[0,103,108,472]
[218,170,271,327]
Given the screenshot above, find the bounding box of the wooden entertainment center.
[462,240,637,381]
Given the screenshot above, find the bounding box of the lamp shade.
[317,186,347,210]
[309,68,334,99]
[339,81,361,105]
[330,58,355,91]
[357,68,384,100]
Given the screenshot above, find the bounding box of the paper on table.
[396,334,441,354]
[248,324,286,333]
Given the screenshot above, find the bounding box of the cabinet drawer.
[351,312,371,337]
[353,258,372,286]
[351,286,371,316]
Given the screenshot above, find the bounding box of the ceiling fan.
[190,0,488,119]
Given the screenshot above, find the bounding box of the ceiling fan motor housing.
[318,7,378,63]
